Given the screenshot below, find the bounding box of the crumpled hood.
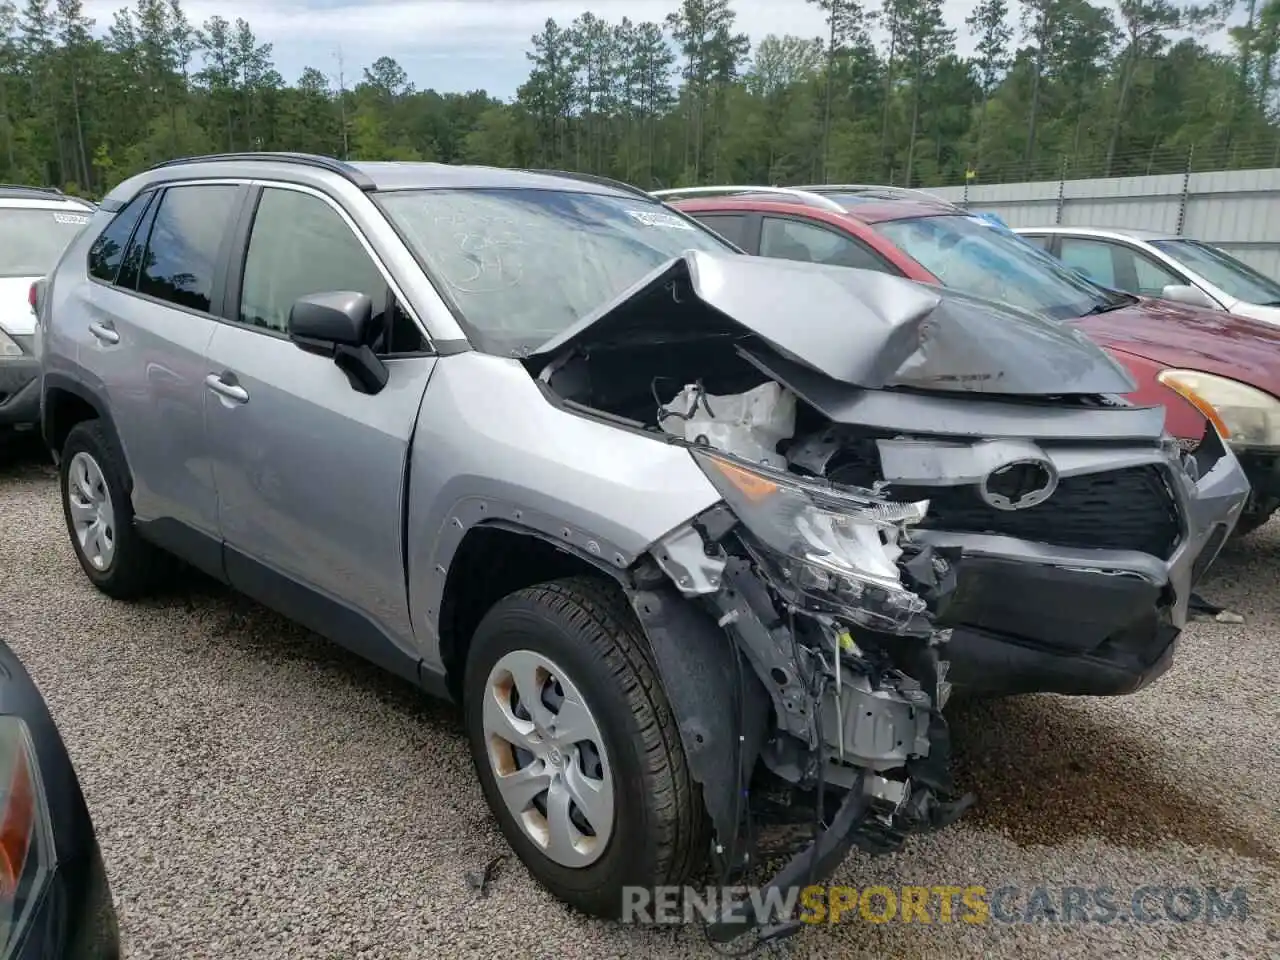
[1072,296,1280,398]
[527,250,1137,396]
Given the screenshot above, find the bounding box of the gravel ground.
[1,441,1277,960]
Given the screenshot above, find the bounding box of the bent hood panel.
[1072,298,1280,397]
[527,250,1138,396]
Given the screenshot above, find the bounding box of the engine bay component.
[658,380,796,469]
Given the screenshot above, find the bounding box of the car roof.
[665,190,961,225]
[0,184,94,209]
[1015,225,1177,242]
[114,153,649,204]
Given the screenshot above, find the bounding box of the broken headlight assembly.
[692,449,931,633]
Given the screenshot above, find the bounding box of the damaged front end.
[522,249,1246,941]
[629,424,974,943]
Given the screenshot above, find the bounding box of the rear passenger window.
[87,192,151,284]
[137,185,238,313]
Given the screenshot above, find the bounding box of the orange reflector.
[1160,378,1231,441]
[707,457,779,503]
[0,747,35,897]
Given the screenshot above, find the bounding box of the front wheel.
[463,576,708,919]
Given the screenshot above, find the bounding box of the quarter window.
[137,185,239,312]
[87,192,151,284]
[691,213,753,250]
[1128,250,1183,298]
[238,187,425,352]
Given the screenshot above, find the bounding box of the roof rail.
[524,168,654,199]
[651,185,848,214]
[797,183,956,205]
[147,152,377,191]
[0,183,65,196]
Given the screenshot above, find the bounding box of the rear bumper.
[914,431,1248,697]
[0,355,40,428]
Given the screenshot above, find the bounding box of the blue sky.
[81,0,1236,101]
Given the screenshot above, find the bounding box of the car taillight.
[27,283,36,311]
[0,718,50,949]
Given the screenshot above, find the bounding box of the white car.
[0,185,95,435]
[1014,225,1280,326]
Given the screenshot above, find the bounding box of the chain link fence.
[912,138,1280,188]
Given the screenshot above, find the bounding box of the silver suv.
[36,154,1247,939]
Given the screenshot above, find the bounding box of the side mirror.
[1161,283,1219,310]
[289,291,372,346]
[288,291,388,395]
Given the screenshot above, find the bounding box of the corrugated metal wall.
[927,168,1280,277]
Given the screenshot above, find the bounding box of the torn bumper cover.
[875,420,1248,696]
[631,450,976,942]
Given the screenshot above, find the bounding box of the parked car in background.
[0,186,95,439]
[1015,224,1280,324]
[0,638,120,959]
[663,185,1280,536]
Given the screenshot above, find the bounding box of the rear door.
[203,182,436,677]
[78,182,246,567]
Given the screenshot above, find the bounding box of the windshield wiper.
[1081,300,1128,316]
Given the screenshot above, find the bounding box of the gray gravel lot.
[1,441,1277,960]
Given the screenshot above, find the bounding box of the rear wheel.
[59,420,166,599]
[463,576,708,918]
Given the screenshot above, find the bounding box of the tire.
[59,419,166,599]
[1232,506,1275,539]
[463,576,708,919]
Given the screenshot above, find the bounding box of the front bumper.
[904,428,1249,697]
[0,350,40,429]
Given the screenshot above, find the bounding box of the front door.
[203,183,437,679]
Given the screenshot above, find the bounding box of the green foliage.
[1,0,1279,197]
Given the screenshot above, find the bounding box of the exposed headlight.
[1157,369,1280,448]
[692,450,930,632]
[0,716,52,952]
[0,330,21,358]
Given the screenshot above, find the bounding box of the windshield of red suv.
[1150,237,1280,306]
[0,206,94,278]
[874,213,1126,321]
[376,187,735,352]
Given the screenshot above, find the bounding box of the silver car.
[34,155,1247,940]
[1015,225,1280,324]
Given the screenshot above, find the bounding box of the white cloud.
[79,0,1235,99]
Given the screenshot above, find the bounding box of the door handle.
[205,373,249,404]
[87,320,119,344]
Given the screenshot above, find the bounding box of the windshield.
[1150,238,1280,306]
[0,206,93,277]
[376,188,735,352]
[873,213,1125,321]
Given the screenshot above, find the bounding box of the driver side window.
[238,187,427,354]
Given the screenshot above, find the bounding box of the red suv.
[663,185,1280,535]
